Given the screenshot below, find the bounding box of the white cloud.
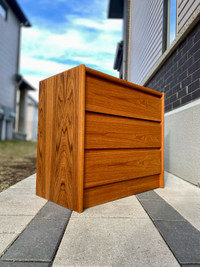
[71,17,122,32]
[20,53,73,77]
[19,0,122,101]
[21,19,122,59]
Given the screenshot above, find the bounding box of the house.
[26,95,38,141]
[108,0,200,186]
[14,77,38,141]
[0,0,35,140]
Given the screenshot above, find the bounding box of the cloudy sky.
[17,0,122,100]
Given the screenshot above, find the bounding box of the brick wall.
[146,21,200,112]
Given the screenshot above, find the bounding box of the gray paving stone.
[11,174,36,189]
[156,176,200,232]
[154,220,200,264]
[3,188,36,195]
[0,192,47,216]
[181,265,200,267]
[35,201,71,220]
[72,195,148,219]
[1,219,65,261]
[138,198,185,221]
[0,262,50,267]
[0,216,32,234]
[53,217,180,266]
[0,234,17,257]
[137,190,162,200]
[2,202,71,262]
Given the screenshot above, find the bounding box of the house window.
[169,0,177,44]
[163,0,177,52]
[0,0,7,20]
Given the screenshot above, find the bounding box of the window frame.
[162,0,177,53]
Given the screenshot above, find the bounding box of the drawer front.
[84,149,161,188]
[86,74,162,122]
[85,112,161,149]
[84,175,160,208]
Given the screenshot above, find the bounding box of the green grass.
[0,140,37,157]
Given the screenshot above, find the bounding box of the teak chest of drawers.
[36,65,164,212]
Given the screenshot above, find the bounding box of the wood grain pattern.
[36,65,85,212]
[86,67,163,97]
[36,80,48,199]
[159,93,165,188]
[37,64,164,212]
[85,112,161,149]
[84,175,160,208]
[84,149,161,188]
[86,74,162,122]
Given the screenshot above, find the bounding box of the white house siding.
[129,0,163,85]
[178,0,200,32]
[26,105,34,140]
[165,98,200,186]
[22,96,38,140]
[0,2,20,109]
[26,104,36,140]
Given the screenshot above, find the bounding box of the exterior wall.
[26,104,34,140]
[32,105,38,140]
[178,0,200,32]
[145,19,200,185]
[15,89,20,132]
[129,0,163,84]
[0,1,20,109]
[125,0,200,185]
[165,98,200,186]
[18,89,28,133]
[146,21,200,112]
[26,103,38,140]
[15,93,38,140]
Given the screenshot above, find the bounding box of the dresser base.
[84,175,160,209]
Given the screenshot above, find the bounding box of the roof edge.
[108,0,124,19]
[5,0,31,27]
[16,74,36,91]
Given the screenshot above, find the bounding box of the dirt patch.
[0,141,37,192]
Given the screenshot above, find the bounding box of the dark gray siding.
[146,21,200,112]
[129,0,163,84]
[0,3,20,109]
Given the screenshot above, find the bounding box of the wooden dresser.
[36,65,164,212]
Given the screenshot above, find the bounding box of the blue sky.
[17,0,122,100]
[170,0,177,44]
